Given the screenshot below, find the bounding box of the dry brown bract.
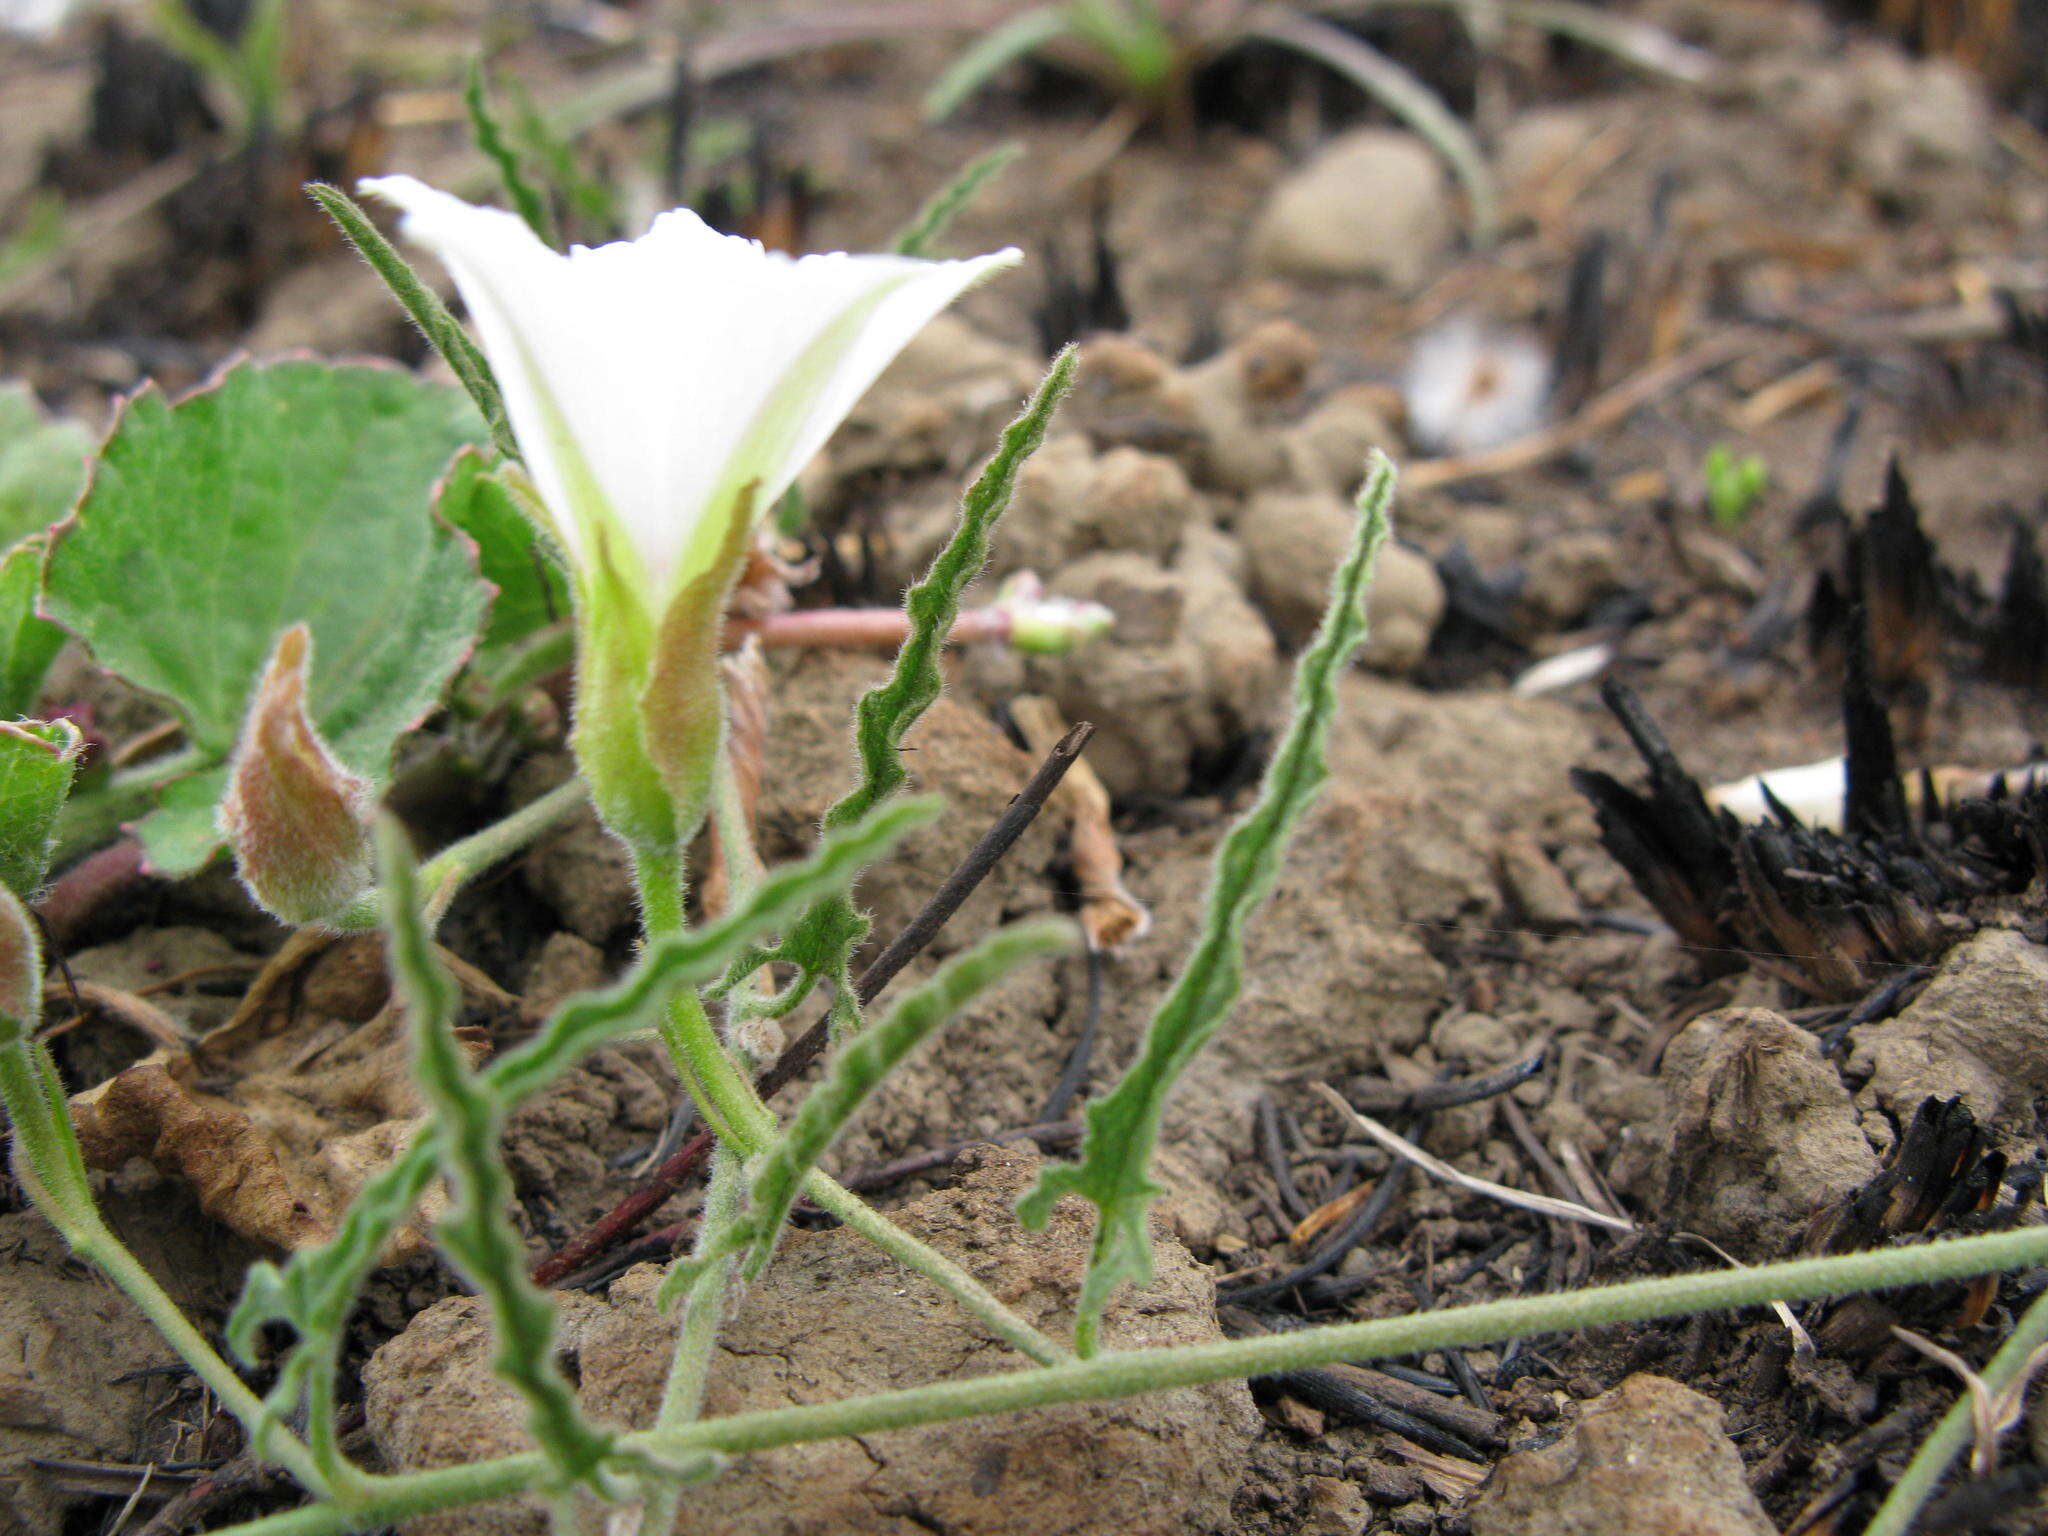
[64,929,512,1256]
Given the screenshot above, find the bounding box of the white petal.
[361,175,1017,594]
[1708,757,1846,828]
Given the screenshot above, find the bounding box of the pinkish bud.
[218,625,375,927]
[0,884,42,1044]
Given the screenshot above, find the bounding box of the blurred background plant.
[1703,443,1769,531]
[919,0,1715,242]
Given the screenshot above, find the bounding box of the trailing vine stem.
[205,1222,2048,1536]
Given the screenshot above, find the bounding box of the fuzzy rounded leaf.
[43,359,490,774]
[219,625,375,924]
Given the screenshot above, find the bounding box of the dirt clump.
[1238,490,1445,674]
[754,651,1065,958]
[1016,538,1280,799]
[1848,928,2048,1131]
[0,1213,187,1536]
[1464,1374,1775,1536]
[1616,1007,1878,1258]
[364,1144,1257,1536]
[64,932,511,1256]
[1250,129,1453,287]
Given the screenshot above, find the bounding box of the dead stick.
[530,722,1096,1285]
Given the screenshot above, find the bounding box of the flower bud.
[0,883,42,1045]
[994,572,1114,656]
[218,625,375,926]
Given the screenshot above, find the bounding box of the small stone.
[520,810,636,945]
[521,932,608,1015]
[1078,446,1201,564]
[1517,532,1624,630]
[1467,1374,1775,1536]
[1630,1008,1879,1258]
[1300,1474,1370,1536]
[1029,546,1279,797]
[1251,129,1452,287]
[1496,831,1581,931]
[1849,929,2048,1126]
[1275,1396,1328,1438]
[1431,1011,1524,1066]
[1283,384,1401,497]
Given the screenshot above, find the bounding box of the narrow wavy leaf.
[1017,451,1397,1355]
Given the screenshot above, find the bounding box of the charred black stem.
[854,722,1093,1008]
[1257,1093,1312,1223]
[1036,945,1104,1125]
[1817,964,1931,1056]
[1257,1368,1488,1461]
[1219,1162,1410,1307]
[1345,1051,1547,1115]
[839,1121,1083,1194]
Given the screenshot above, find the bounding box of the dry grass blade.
[1676,1232,1815,1356]
[1311,1082,1634,1233]
[1892,1326,2048,1474]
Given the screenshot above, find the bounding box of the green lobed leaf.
[435,448,569,652]
[42,360,492,866]
[0,537,65,720]
[741,349,1076,1023]
[0,718,84,898]
[0,384,90,549]
[131,767,229,878]
[889,142,1025,258]
[1016,451,1397,1355]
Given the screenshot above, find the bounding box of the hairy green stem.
[628,843,1067,1367]
[1863,1285,2048,1536]
[0,1043,329,1497]
[329,776,590,932]
[805,1171,1068,1366]
[208,1224,2048,1536]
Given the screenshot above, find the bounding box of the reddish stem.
[725,606,1012,651]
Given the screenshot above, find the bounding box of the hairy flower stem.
[626,842,1066,1367]
[329,776,591,932]
[209,1224,2048,1536]
[1863,1285,2048,1536]
[630,1143,746,1536]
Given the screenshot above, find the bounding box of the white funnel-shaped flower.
[361,175,1019,856]
[361,175,1018,602]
